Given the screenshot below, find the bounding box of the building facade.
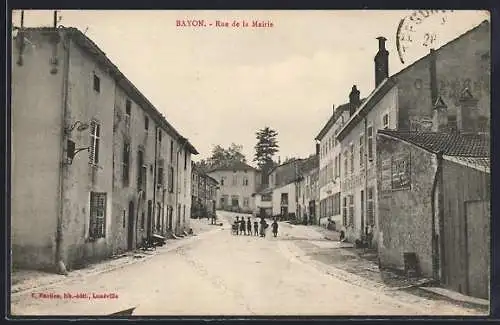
[296,155,320,225]
[191,163,218,218]
[377,130,490,299]
[208,162,260,214]
[12,27,197,272]
[335,20,490,245]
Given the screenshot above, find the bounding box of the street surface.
[11,211,484,316]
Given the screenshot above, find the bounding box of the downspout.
[364,117,368,238]
[151,126,158,240]
[56,28,69,273]
[430,150,443,281]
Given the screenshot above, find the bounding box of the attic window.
[93,74,100,93]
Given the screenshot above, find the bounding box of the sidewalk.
[285,223,489,313]
[11,218,223,296]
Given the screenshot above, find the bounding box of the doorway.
[465,200,490,299]
[127,201,135,250]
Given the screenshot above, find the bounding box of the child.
[272,218,279,238]
[240,216,246,235]
[253,220,259,236]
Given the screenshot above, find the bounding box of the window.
[383,113,389,129]
[367,187,375,226]
[333,192,341,215]
[89,192,106,238]
[232,175,237,186]
[344,151,348,177]
[243,177,249,186]
[122,141,130,186]
[350,143,354,174]
[243,197,249,207]
[367,126,374,161]
[281,193,289,205]
[184,151,187,170]
[231,195,239,207]
[359,134,364,168]
[348,194,354,226]
[158,165,164,187]
[168,166,174,193]
[125,99,131,128]
[158,129,162,143]
[170,140,174,162]
[93,74,100,93]
[137,149,146,190]
[262,194,272,201]
[145,116,149,130]
[342,197,347,226]
[89,120,100,165]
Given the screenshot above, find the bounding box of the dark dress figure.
[240,216,246,235]
[272,219,279,237]
[259,217,267,237]
[253,221,259,236]
[247,218,252,236]
[235,217,240,235]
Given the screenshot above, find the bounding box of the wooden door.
[465,200,490,299]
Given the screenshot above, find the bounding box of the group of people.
[233,216,279,238]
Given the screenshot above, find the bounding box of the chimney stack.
[332,104,335,115]
[432,96,448,132]
[374,36,389,88]
[458,88,479,133]
[349,85,361,115]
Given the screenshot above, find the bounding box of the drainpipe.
[364,117,368,239]
[135,190,144,249]
[430,150,443,281]
[151,126,158,240]
[56,28,69,273]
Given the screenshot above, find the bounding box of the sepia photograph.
[9,9,491,317]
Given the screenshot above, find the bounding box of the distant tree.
[195,143,247,171]
[254,127,279,185]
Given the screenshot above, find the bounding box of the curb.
[11,226,222,298]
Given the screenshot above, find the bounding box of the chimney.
[432,96,448,132]
[332,104,335,115]
[458,88,479,133]
[349,85,361,115]
[374,36,389,88]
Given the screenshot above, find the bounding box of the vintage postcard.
[10,9,491,317]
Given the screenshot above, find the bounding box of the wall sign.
[391,153,411,190]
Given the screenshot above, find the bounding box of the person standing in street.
[272,218,279,238]
[259,217,267,237]
[240,215,246,235]
[246,217,252,236]
[235,216,240,235]
[253,220,259,236]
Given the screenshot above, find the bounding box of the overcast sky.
[12,10,489,166]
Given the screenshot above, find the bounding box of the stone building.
[208,161,260,214]
[191,163,219,218]
[335,20,490,245]
[296,154,320,225]
[11,26,197,272]
[377,130,490,299]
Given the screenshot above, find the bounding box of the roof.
[378,130,490,157]
[337,78,396,140]
[299,154,319,175]
[336,20,490,141]
[443,156,490,174]
[206,161,258,173]
[20,27,199,155]
[315,102,351,141]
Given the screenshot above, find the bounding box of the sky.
[11,10,489,166]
